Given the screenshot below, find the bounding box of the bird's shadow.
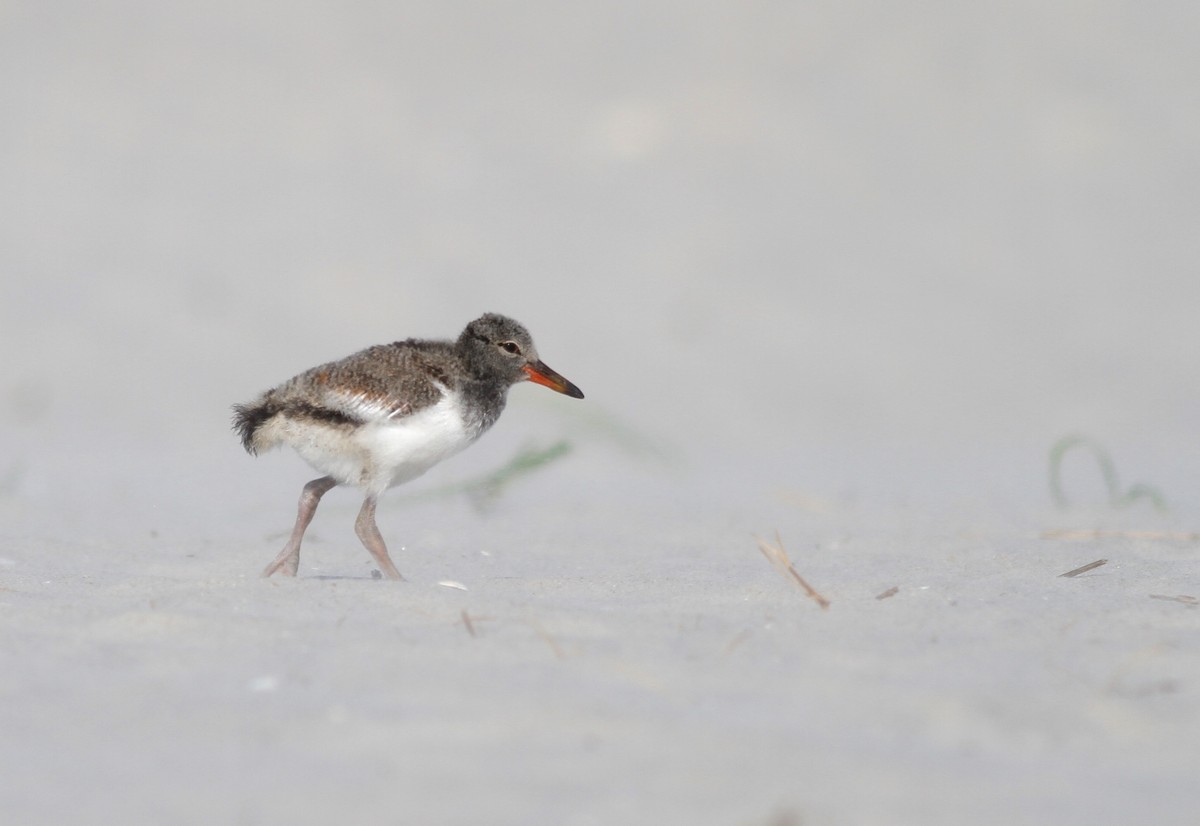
[307,572,388,582]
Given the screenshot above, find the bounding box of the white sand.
[3,3,1199,824]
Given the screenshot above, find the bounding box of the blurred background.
[3,1,1199,537]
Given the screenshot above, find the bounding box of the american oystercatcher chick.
[232,313,584,579]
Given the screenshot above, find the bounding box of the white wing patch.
[325,385,439,424]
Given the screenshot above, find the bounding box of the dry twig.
[527,620,567,658]
[753,532,830,610]
[1059,559,1108,578]
[460,609,477,637]
[1149,594,1198,605]
[875,586,899,600]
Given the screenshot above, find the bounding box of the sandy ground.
[3,3,1200,824]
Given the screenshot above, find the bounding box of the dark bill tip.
[523,362,584,399]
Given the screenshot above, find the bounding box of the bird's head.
[460,313,585,398]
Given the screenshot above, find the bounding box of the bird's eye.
[499,341,522,355]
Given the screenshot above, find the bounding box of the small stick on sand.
[753,531,831,610]
[460,609,477,637]
[1041,529,1200,542]
[1149,594,1198,605]
[875,586,899,600]
[527,620,566,658]
[1059,559,1108,578]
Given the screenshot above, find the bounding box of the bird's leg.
[354,496,405,581]
[262,475,338,578]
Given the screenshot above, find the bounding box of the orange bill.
[523,361,584,399]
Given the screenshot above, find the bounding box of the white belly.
[289,395,477,494]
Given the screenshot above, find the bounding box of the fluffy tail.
[231,399,279,455]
